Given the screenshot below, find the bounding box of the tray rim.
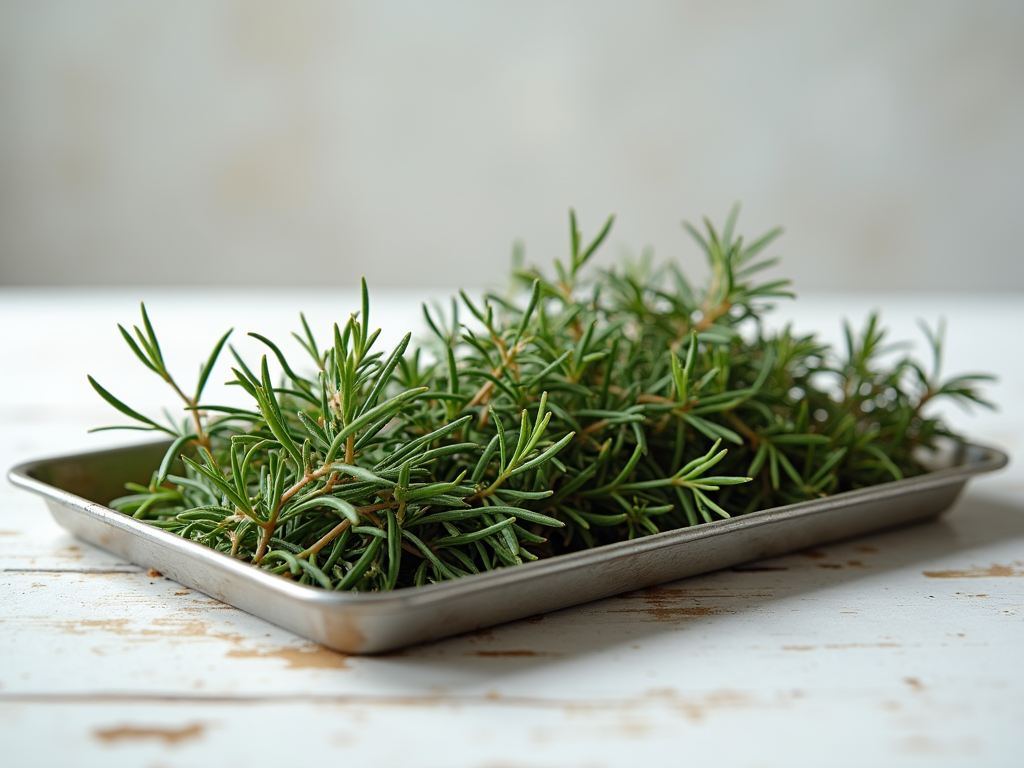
[7,438,1010,611]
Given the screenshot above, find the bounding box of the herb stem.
[92,206,993,591]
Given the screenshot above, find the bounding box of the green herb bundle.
[90,208,993,591]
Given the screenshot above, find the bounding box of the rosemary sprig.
[90,206,994,590]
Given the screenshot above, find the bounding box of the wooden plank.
[3,688,1023,768]
[3,493,1021,699]
[2,290,1022,766]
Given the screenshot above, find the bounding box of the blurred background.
[1,0,1022,291]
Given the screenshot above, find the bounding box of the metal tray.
[8,440,1007,654]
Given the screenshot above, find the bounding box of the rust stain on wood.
[47,612,351,669]
[46,616,247,647]
[93,722,204,746]
[147,568,163,578]
[225,644,349,670]
[923,563,1024,578]
[643,688,749,721]
[904,677,924,691]
[612,587,729,622]
[151,616,243,640]
[49,618,135,635]
[800,549,828,559]
[53,545,83,560]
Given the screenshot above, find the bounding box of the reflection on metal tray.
[8,440,1008,654]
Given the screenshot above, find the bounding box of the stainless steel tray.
[9,440,1007,654]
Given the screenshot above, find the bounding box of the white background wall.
[1,0,1022,291]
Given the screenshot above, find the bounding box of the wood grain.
[2,290,1022,767]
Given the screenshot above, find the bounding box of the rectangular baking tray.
[8,440,1007,654]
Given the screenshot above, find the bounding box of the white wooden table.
[2,288,1022,768]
